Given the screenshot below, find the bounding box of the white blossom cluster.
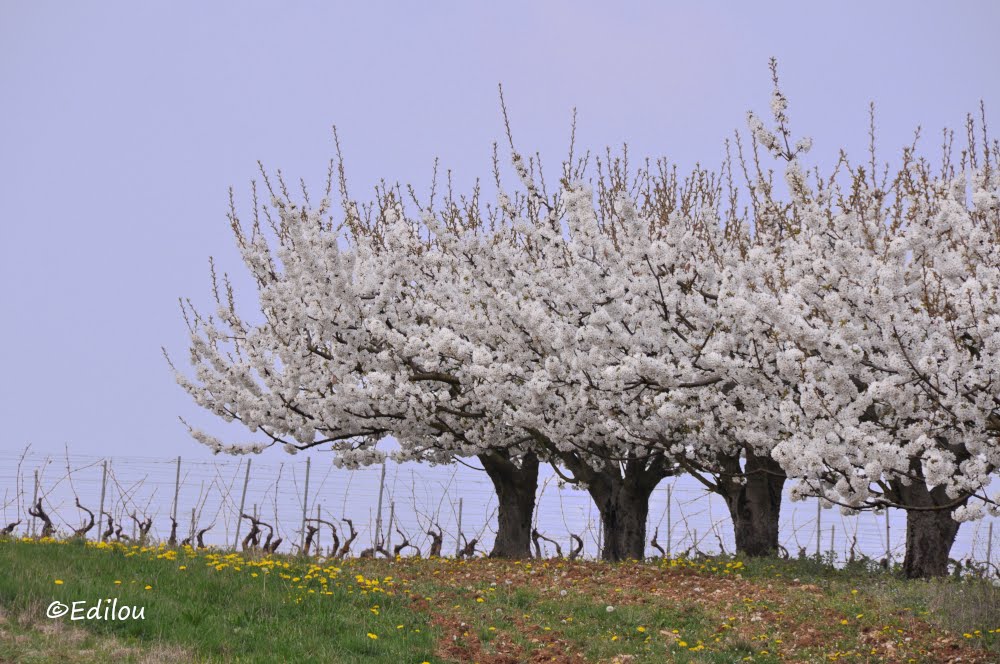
[170,95,1000,523]
[760,155,1000,518]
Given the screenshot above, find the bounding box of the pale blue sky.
[2,1,998,458]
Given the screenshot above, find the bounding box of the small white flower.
[606,605,615,613]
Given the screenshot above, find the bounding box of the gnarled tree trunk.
[902,507,961,578]
[714,449,786,557]
[593,480,655,561]
[559,453,669,562]
[479,450,539,559]
[895,475,963,579]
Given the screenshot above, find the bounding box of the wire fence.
[1,446,995,574]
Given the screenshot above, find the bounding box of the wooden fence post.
[299,456,311,552]
[233,458,252,550]
[666,484,672,558]
[31,470,39,537]
[987,522,994,577]
[885,510,891,563]
[374,462,386,548]
[815,500,821,558]
[171,456,181,525]
[315,504,321,555]
[98,460,108,542]
[386,501,395,554]
[456,497,463,557]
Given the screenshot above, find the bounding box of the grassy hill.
[1,537,997,663]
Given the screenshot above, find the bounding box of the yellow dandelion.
[367,632,378,640]
[145,585,152,590]
[54,579,63,585]
[637,626,646,633]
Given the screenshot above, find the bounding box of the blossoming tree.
[168,159,541,558]
[740,72,1000,577]
[170,66,999,576]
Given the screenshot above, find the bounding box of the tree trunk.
[895,474,963,578]
[479,451,539,559]
[715,450,786,557]
[557,453,668,562]
[593,480,654,561]
[902,507,960,578]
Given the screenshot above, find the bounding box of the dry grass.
[1,604,192,664]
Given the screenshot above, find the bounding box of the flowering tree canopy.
[728,73,1000,575]
[170,64,999,574]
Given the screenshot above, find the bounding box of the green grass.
[0,538,437,663]
[2,538,998,663]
